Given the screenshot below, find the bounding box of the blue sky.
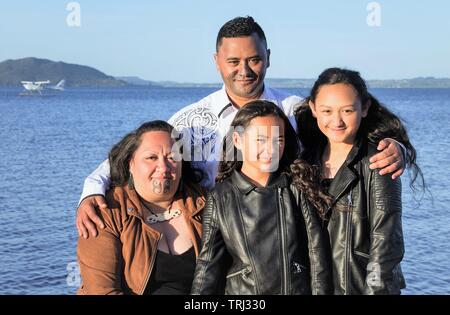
[1,0,449,82]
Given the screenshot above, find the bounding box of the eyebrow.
[141,149,173,155]
[318,104,355,108]
[255,135,285,138]
[226,55,262,61]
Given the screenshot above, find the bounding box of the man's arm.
[76,159,111,239]
[79,159,111,204]
[369,138,406,179]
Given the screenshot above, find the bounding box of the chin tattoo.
[152,179,171,194]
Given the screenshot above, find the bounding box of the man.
[77,16,405,238]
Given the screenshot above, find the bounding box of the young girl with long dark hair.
[191,100,332,295]
[295,67,424,294]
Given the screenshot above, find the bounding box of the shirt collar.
[215,84,277,119]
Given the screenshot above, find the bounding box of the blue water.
[0,87,449,294]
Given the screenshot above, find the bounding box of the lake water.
[0,86,449,295]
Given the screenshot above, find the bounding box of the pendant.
[146,209,182,224]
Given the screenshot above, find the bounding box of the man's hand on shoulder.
[76,195,108,239]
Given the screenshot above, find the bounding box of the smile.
[236,79,256,84]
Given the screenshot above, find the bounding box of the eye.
[228,60,239,66]
[343,108,355,114]
[249,58,261,65]
[146,155,157,161]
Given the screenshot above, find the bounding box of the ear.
[129,159,135,176]
[266,49,271,69]
[232,131,243,151]
[309,100,317,118]
[214,52,220,72]
[362,99,371,118]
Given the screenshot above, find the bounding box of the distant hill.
[118,76,450,89]
[267,77,450,88]
[0,57,127,87]
[367,77,450,88]
[115,76,153,86]
[116,76,222,88]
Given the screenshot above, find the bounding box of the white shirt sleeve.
[79,159,111,205]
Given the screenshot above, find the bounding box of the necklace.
[141,200,182,224]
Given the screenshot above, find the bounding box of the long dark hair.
[295,67,425,192]
[109,120,203,188]
[217,100,331,218]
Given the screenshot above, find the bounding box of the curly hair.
[295,67,425,192]
[216,16,267,51]
[216,100,331,218]
[108,120,203,188]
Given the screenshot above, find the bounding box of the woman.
[77,120,206,295]
[295,67,424,294]
[191,100,332,295]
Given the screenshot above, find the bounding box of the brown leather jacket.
[77,183,206,295]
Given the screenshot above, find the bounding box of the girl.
[295,67,424,294]
[191,100,332,295]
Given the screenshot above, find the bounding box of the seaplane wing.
[20,80,51,94]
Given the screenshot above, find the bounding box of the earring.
[128,173,135,190]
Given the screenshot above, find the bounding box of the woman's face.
[310,83,369,145]
[129,131,182,202]
[233,114,285,175]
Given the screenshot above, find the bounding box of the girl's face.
[309,83,370,145]
[233,115,285,175]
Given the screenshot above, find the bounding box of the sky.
[0,0,449,83]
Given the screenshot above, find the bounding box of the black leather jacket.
[322,138,406,295]
[191,170,332,295]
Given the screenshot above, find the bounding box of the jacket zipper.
[139,233,162,295]
[278,187,289,295]
[226,266,252,279]
[344,190,353,294]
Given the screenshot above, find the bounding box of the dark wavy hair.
[295,67,425,192]
[217,100,331,218]
[216,16,267,51]
[108,120,203,188]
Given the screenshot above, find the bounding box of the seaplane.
[20,79,65,95]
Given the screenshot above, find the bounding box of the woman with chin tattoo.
[77,120,206,295]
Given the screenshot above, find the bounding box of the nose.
[261,140,279,158]
[156,157,170,172]
[238,61,253,78]
[331,112,344,126]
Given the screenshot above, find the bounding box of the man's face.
[215,33,270,102]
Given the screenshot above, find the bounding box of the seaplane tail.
[50,79,65,91]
